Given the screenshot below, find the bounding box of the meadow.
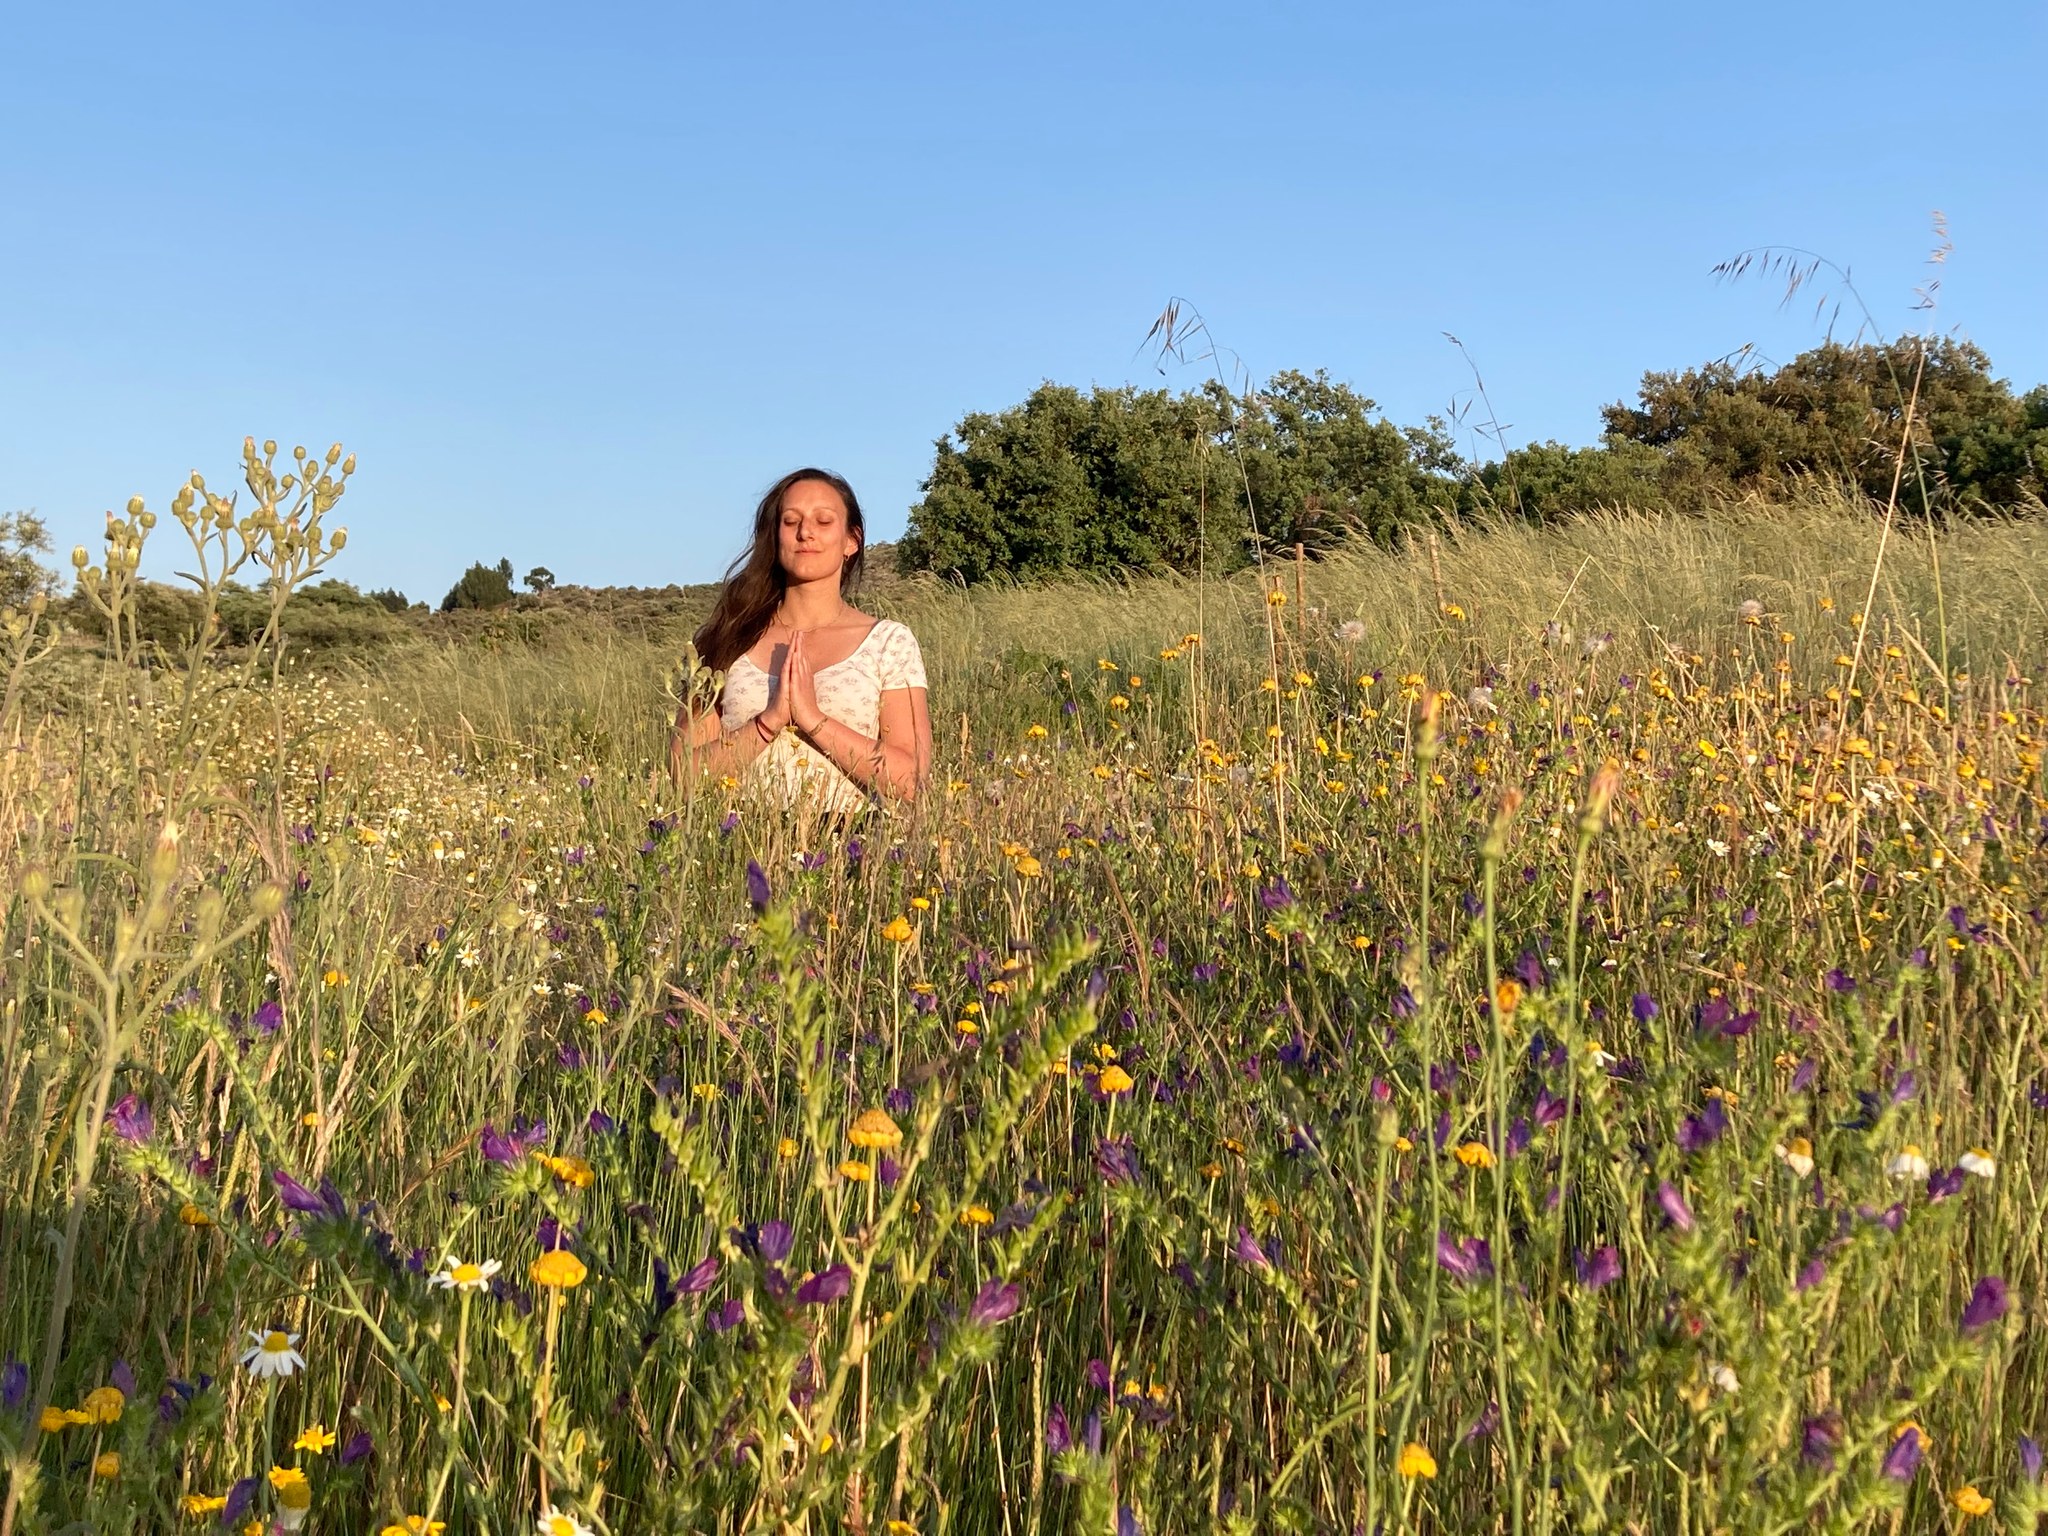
[2,444,2045,1535]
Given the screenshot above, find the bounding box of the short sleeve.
[879,621,927,692]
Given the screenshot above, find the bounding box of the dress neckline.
[733,619,885,677]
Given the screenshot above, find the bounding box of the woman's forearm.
[799,716,923,799]
[673,713,775,785]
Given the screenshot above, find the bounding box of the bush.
[442,558,515,612]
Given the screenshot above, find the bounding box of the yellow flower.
[380,1520,446,1536]
[909,896,931,911]
[538,1152,594,1189]
[1025,723,1047,739]
[1453,1141,1495,1169]
[183,1493,229,1517]
[92,1452,121,1480]
[960,1204,994,1227]
[178,1201,212,1227]
[1394,1136,1414,1154]
[1493,979,1523,1015]
[1397,1441,1438,1479]
[886,1522,920,1536]
[529,1249,588,1289]
[955,1017,978,1036]
[881,915,914,944]
[849,1108,903,1150]
[268,1466,310,1495]
[81,1385,125,1424]
[839,1159,872,1183]
[321,967,347,988]
[777,1137,799,1161]
[1097,1065,1135,1096]
[582,1005,607,1024]
[1953,1485,1993,1518]
[1200,1161,1223,1178]
[294,1423,338,1455]
[1014,855,1043,878]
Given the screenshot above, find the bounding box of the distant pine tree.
[441,558,515,611]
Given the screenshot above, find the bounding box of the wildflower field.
[4,442,2048,1535]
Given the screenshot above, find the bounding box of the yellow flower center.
[263,1331,289,1353]
[450,1263,483,1285]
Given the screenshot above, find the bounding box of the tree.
[1602,338,2048,511]
[0,511,56,609]
[897,374,1460,584]
[441,558,515,612]
[524,566,556,594]
[368,588,411,613]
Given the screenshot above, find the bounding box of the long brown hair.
[692,468,867,678]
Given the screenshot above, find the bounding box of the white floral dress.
[719,619,928,815]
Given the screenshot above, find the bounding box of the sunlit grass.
[1,467,2044,1534]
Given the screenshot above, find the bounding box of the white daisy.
[1958,1148,1997,1179]
[1708,1363,1740,1395]
[430,1256,503,1293]
[1887,1145,1930,1180]
[241,1328,306,1379]
[537,1507,596,1536]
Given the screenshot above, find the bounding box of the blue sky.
[3,1,2042,597]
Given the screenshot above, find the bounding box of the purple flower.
[107,1093,154,1143]
[1095,1137,1140,1186]
[707,1297,745,1333]
[1391,985,1417,1019]
[1082,1409,1103,1455]
[968,1279,1022,1327]
[339,1429,373,1465]
[0,1358,25,1409]
[1790,1058,1818,1092]
[1191,962,1219,985]
[251,1000,284,1035]
[676,1256,720,1295]
[1462,1400,1501,1444]
[1436,1231,1492,1284]
[1429,1061,1459,1096]
[1824,967,1856,994]
[1229,1227,1271,1269]
[744,859,772,911]
[1531,1087,1567,1128]
[222,1476,257,1525]
[1655,1180,1695,1233]
[1961,1276,2009,1333]
[1086,1358,1112,1393]
[1677,1098,1728,1154]
[1927,1167,1966,1202]
[1574,1246,1621,1290]
[1257,878,1295,910]
[1514,951,1544,989]
[272,1170,344,1220]
[878,1155,900,1188]
[1795,1257,1827,1291]
[1891,1071,1918,1105]
[587,1109,616,1135]
[796,1265,852,1306]
[1880,1426,1922,1482]
[109,1358,136,1396]
[1800,1414,1840,1470]
[1117,1506,1143,1536]
[1631,992,1659,1023]
[752,1220,793,1264]
[2020,1434,2042,1484]
[1046,1404,1072,1454]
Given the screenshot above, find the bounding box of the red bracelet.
[754,716,776,744]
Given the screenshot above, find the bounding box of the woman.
[672,468,931,813]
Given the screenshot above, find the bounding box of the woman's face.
[777,480,860,586]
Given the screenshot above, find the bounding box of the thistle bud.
[1374,1105,1400,1147]
[193,887,225,933]
[148,821,182,884]
[191,473,205,491]
[18,867,50,902]
[329,528,347,551]
[341,453,355,475]
[264,439,277,456]
[249,882,286,920]
[54,887,85,931]
[138,511,156,530]
[72,546,90,569]
[325,443,342,466]
[126,495,144,516]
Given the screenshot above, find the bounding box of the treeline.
[896,338,2048,583]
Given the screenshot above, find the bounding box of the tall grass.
[1,473,2044,1534]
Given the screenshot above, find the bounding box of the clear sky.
[3,1,2042,598]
